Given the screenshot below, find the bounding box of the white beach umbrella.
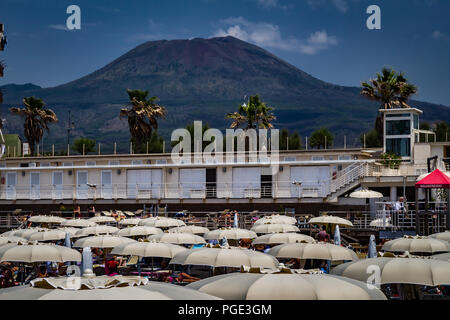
[429,231,450,243]
[253,215,297,226]
[187,272,386,300]
[252,233,315,245]
[87,216,116,224]
[118,218,141,227]
[381,236,450,254]
[114,226,163,237]
[1,230,18,237]
[60,219,97,228]
[432,253,450,263]
[111,242,187,258]
[170,247,279,269]
[13,228,49,238]
[0,235,28,245]
[167,225,210,235]
[308,215,353,227]
[268,242,358,261]
[26,230,67,242]
[74,226,119,238]
[0,276,220,300]
[28,215,66,224]
[250,223,300,234]
[148,233,206,245]
[204,228,257,241]
[139,217,186,228]
[73,235,136,248]
[349,189,383,199]
[0,243,81,262]
[331,257,450,286]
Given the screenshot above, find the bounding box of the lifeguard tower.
[380,107,435,163]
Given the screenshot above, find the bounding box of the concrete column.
[369,198,376,219]
[390,186,397,202]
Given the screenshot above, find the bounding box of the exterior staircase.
[326,162,371,202]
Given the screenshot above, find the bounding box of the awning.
[415,169,450,188]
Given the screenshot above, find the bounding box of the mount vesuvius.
[1,36,448,151]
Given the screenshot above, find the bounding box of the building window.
[62,162,73,167]
[109,161,120,166]
[283,157,296,162]
[386,120,410,135]
[156,159,167,164]
[413,114,419,130]
[386,138,411,157]
[86,161,96,167]
[40,162,50,167]
[312,156,324,161]
[444,146,450,158]
[132,160,143,165]
[338,155,351,160]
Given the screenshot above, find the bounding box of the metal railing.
[329,162,368,194]
[325,209,448,233]
[1,208,446,233]
[0,180,336,201]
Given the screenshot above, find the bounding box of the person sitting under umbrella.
[317,225,330,242]
[105,255,123,276]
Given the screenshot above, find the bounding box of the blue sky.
[1,0,450,105]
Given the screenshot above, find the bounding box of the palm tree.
[9,97,58,155]
[226,95,276,130]
[361,68,417,143]
[361,68,418,109]
[120,89,166,153]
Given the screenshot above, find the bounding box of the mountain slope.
[1,36,449,152]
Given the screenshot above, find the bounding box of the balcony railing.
[0,180,335,201]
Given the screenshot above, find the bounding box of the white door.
[77,171,89,199]
[151,169,163,199]
[290,166,330,197]
[232,167,261,198]
[180,169,206,198]
[101,170,112,199]
[127,170,152,199]
[52,171,63,199]
[6,172,16,200]
[30,172,40,200]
